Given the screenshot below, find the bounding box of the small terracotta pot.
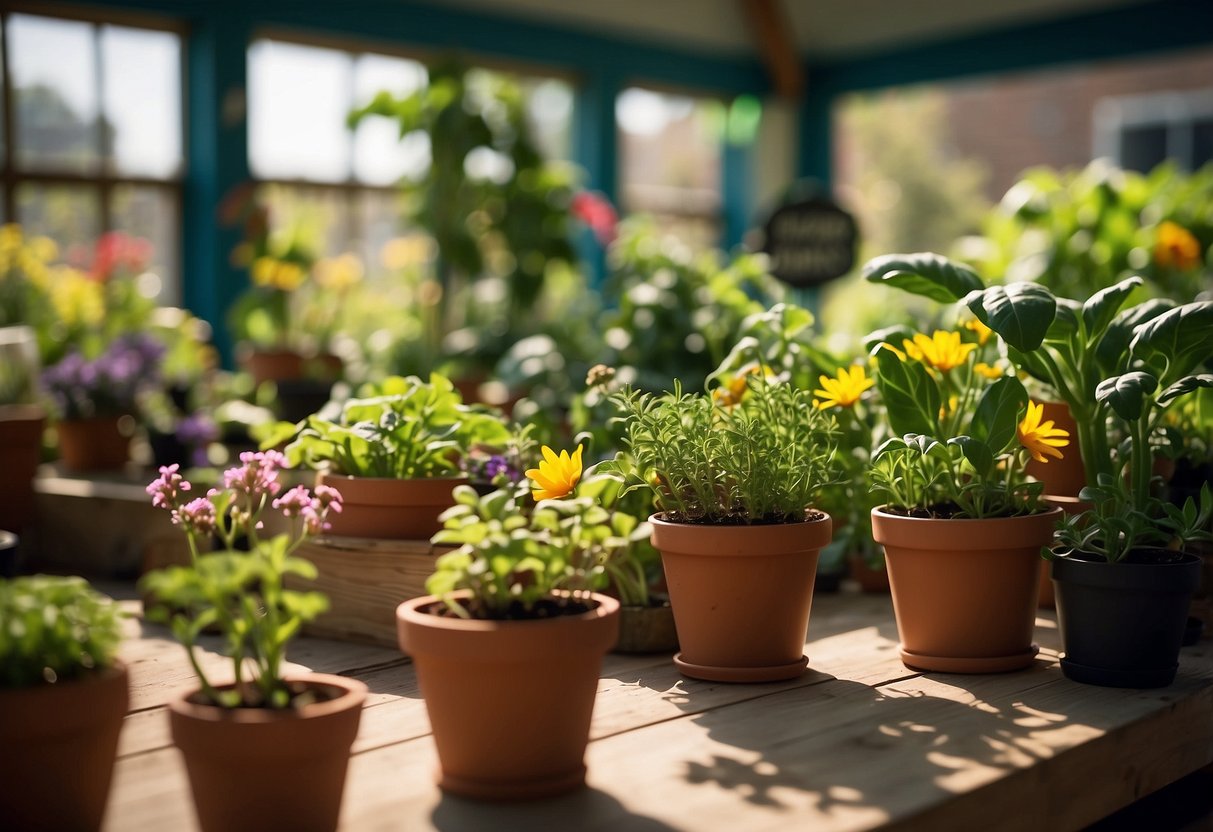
[0,404,45,533]
[169,673,366,832]
[317,473,467,540]
[0,662,129,831]
[397,592,620,800]
[649,512,832,683]
[57,416,130,472]
[614,599,679,654]
[240,346,343,386]
[850,552,890,594]
[872,507,1061,673]
[1025,400,1086,499]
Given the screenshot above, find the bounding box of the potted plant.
[271,374,511,539]
[866,325,1064,672]
[42,333,165,472]
[397,460,620,800]
[0,326,44,537]
[865,253,1213,686]
[140,452,364,831]
[0,574,128,831]
[609,376,843,683]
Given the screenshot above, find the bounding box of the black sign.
[762,194,858,288]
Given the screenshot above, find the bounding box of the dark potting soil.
[187,678,347,711]
[879,503,1037,520]
[657,509,828,526]
[428,597,596,621]
[1068,547,1194,566]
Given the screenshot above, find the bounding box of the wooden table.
[104,591,1213,831]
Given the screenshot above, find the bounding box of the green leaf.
[969,376,1028,454]
[1158,374,1213,406]
[1046,299,1082,341]
[948,436,995,478]
[1130,301,1213,383]
[873,346,941,438]
[1081,276,1143,340]
[963,283,1057,352]
[1095,372,1158,421]
[1094,298,1173,378]
[862,252,985,303]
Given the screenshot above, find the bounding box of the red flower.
[571,190,618,245]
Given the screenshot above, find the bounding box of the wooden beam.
[740,0,805,100]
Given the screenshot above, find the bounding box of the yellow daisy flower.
[1017,401,1070,463]
[1154,221,1202,270]
[902,331,977,373]
[526,444,584,501]
[814,365,874,409]
[964,317,994,345]
[974,362,1006,380]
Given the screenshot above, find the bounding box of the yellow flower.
[939,394,959,421]
[902,331,977,373]
[252,257,306,291]
[315,253,363,291]
[1018,401,1070,463]
[712,364,766,409]
[1154,221,1202,270]
[964,317,993,345]
[872,342,907,363]
[814,365,874,409]
[974,362,1006,380]
[526,444,584,501]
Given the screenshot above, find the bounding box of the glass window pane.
[110,185,179,304]
[260,183,353,257]
[357,189,409,271]
[101,25,183,178]
[15,183,102,262]
[352,54,428,186]
[9,14,100,173]
[249,40,353,182]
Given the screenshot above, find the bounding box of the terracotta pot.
[169,673,366,832]
[317,473,467,540]
[614,599,679,654]
[0,662,129,831]
[397,592,619,800]
[240,347,342,386]
[57,416,130,472]
[871,507,1061,673]
[1025,400,1086,499]
[649,512,832,683]
[0,404,44,533]
[850,552,890,594]
[1053,550,1201,688]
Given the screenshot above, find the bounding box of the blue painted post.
[722,141,752,251]
[182,5,251,367]
[573,67,621,289]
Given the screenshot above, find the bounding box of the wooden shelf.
[104,591,1213,831]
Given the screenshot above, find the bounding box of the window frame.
[1094,87,1213,172]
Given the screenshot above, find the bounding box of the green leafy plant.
[140,454,338,708]
[269,374,511,479]
[0,575,123,689]
[864,252,1213,558]
[609,377,842,525]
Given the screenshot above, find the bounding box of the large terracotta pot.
[239,346,342,386]
[57,415,130,472]
[872,507,1061,673]
[317,473,467,540]
[1025,400,1086,499]
[397,592,619,800]
[0,662,129,831]
[169,673,366,832]
[1053,550,1201,688]
[0,404,44,533]
[649,512,832,683]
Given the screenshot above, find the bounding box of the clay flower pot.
[0,404,45,534]
[239,346,342,386]
[169,673,366,832]
[850,552,890,594]
[317,473,467,540]
[397,592,620,800]
[614,598,679,654]
[1025,400,1086,499]
[0,662,129,830]
[1053,550,1201,688]
[871,507,1062,673]
[57,415,130,472]
[649,512,833,683]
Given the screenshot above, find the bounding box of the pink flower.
[313,484,343,513]
[273,485,315,519]
[147,464,191,511]
[571,191,618,246]
[222,450,287,500]
[172,497,216,536]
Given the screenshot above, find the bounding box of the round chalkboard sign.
[761,194,858,288]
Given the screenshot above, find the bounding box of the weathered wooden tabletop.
[103,591,1213,832]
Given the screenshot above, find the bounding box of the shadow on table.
[430,784,679,831]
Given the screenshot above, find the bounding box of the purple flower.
[147,464,191,511]
[172,497,216,536]
[176,412,219,447]
[484,454,522,484]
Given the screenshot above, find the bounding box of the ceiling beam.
[740,0,804,100]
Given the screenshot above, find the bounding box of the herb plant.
[610,377,842,525]
[0,575,123,689]
[140,454,340,708]
[271,374,511,479]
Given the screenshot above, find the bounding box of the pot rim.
[316,471,469,485]
[871,505,1062,523]
[168,672,368,724]
[398,590,620,634]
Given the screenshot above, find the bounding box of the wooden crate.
[285,536,451,648]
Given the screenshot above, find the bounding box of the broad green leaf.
[1095,298,1173,379]
[863,325,915,354]
[1158,374,1213,406]
[873,346,940,438]
[1046,299,1081,341]
[862,252,985,303]
[969,376,1028,454]
[948,436,995,478]
[963,283,1056,352]
[1130,301,1213,383]
[1081,276,1143,340]
[1095,372,1158,421]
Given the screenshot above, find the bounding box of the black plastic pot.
[1053,550,1201,688]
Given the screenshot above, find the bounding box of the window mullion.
[0,13,16,222]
